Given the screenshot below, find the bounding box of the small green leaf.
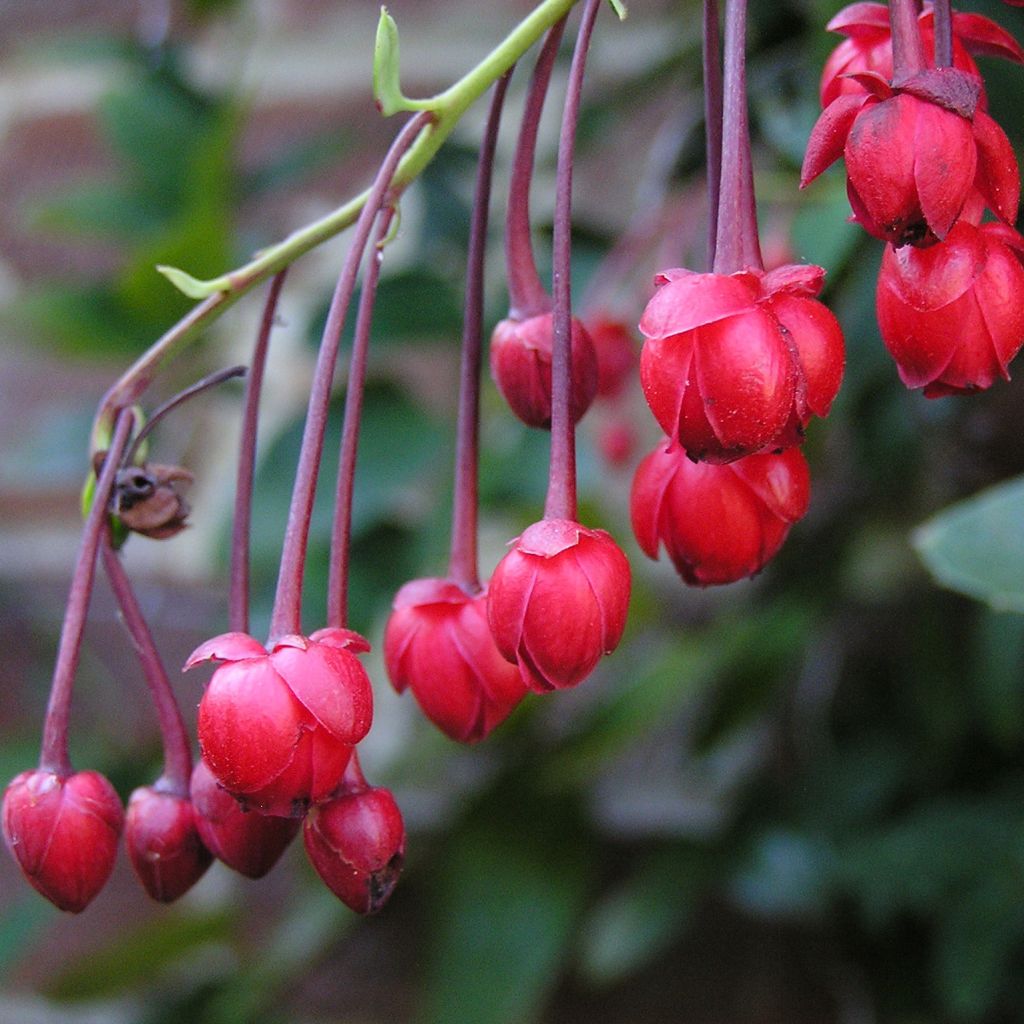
[373,9,436,116]
[156,263,223,298]
[606,0,628,19]
[912,475,1024,613]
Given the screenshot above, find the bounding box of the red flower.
[304,781,405,915]
[876,217,1024,396]
[490,313,599,428]
[124,786,212,903]
[802,69,1019,246]
[186,629,373,818]
[487,518,631,692]
[190,759,300,879]
[384,578,527,743]
[819,3,1024,108]
[2,769,123,913]
[638,265,844,463]
[631,441,810,586]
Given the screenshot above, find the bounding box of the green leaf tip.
[607,0,627,19]
[156,263,223,299]
[373,7,440,116]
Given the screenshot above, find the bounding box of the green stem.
[91,0,586,452]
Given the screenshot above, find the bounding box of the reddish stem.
[268,112,432,643]
[890,0,927,81]
[39,408,135,776]
[505,18,567,321]
[448,72,512,592]
[931,0,953,68]
[712,0,763,275]
[101,535,192,796]
[545,0,601,523]
[703,0,723,270]
[327,207,394,630]
[230,270,287,635]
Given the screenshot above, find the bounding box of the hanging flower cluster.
[802,0,1024,396]
[7,0,1018,919]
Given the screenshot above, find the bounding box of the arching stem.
[505,18,567,321]
[448,72,512,592]
[712,0,763,275]
[327,206,395,630]
[230,270,287,635]
[703,0,723,270]
[544,0,601,523]
[39,408,135,776]
[101,535,193,796]
[268,111,432,643]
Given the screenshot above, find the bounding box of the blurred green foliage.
[3,1,1024,1022]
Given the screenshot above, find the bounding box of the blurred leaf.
[730,829,832,919]
[913,475,1024,613]
[0,896,55,978]
[973,611,1024,751]
[424,810,593,1024]
[30,183,166,239]
[578,847,706,984]
[789,179,862,274]
[45,911,234,1000]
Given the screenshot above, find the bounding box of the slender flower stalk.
[327,206,395,629]
[545,0,601,522]
[124,365,246,468]
[230,270,287,634]
[449,73,512,592]
[713,0,763,275]
[505,18,567,320]
[931,0,953,68]
[268,111,432,643]
[39,408,136,776]
[703,0,724,269]
[890,0,927,80]
[101,535,193,795]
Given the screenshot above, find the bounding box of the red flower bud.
[384,579,527,743]
[2,769,123,913]
[189,759,300,879]
[818,4,1023,108]
[585,315,638,399]
[304,784,405,915]
[638,266,844,462]
[489,313,599,428]
[631,441,810,586]
[186,628,373,817]
[876,218,1024,396]
[124,786,212,902]
[803,72,1019,246]
[487,518,631,692]
[598,418,638,469]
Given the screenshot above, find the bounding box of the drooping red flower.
[802,68,1019,246]
[489,313,599,428]
[304,781,405,915]
[876,217,1024,396]
[638,265,844,463]
[384,578,527,743]
[631,441,810,586]
[189,759,300,879]
[186,628,373,818]
[487,518,631,692]
[2,769,123,913]
[819,3,1024,108]
[124,786,212,902]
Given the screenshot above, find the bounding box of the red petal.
[973,110,1020,225]
[307,627,372,655]
[639,271,758,338]
[914,102,975,240]
[184,632,266,669]
[759,263,826,298]
[952,12,1024,63]
[801,93,868,186]
[272,642,373,744]
[730,448,811,524]
[630,442,679,560]
[639,332,696,440]
[826,2,890,35]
